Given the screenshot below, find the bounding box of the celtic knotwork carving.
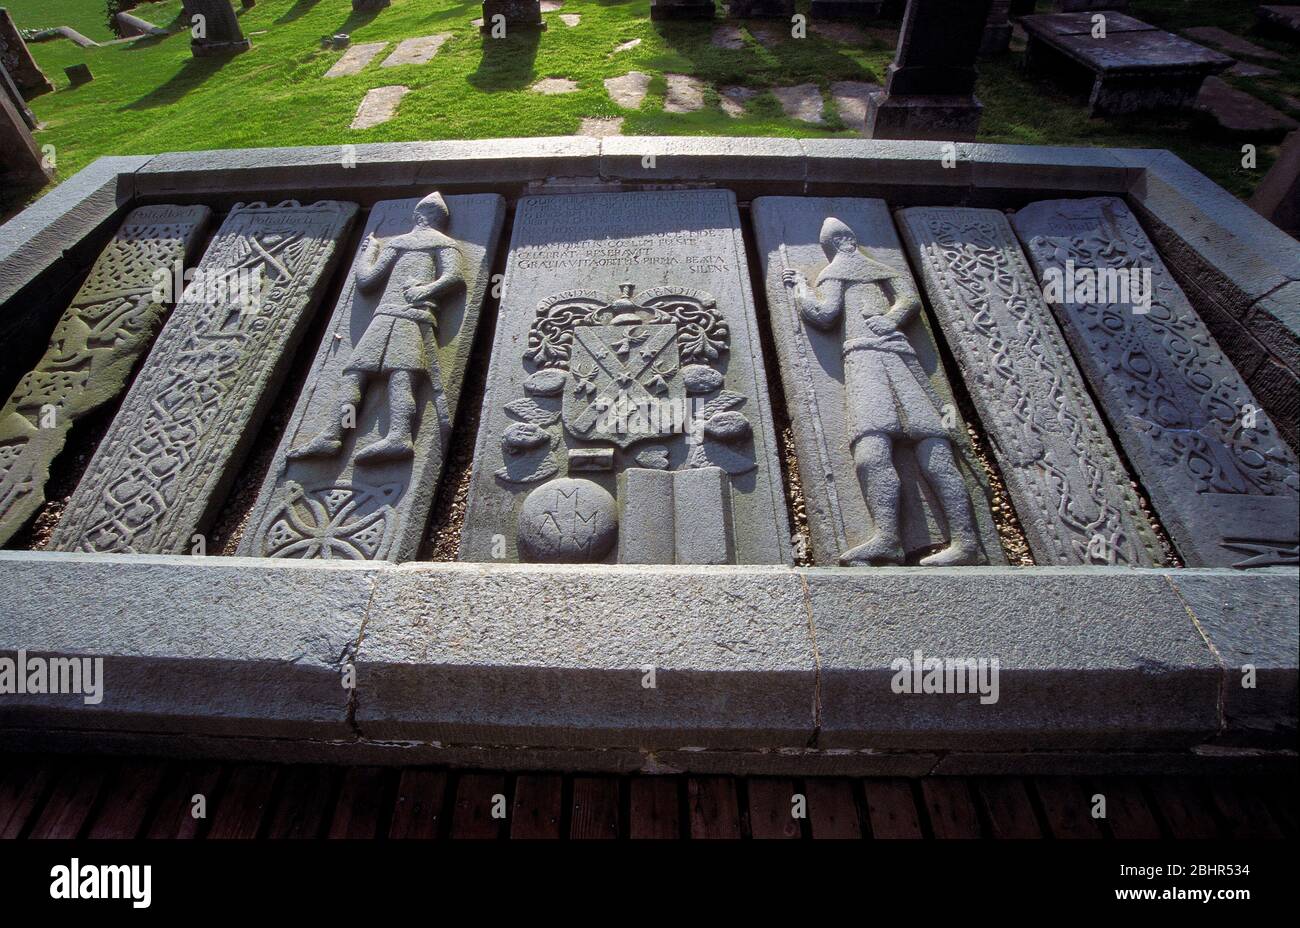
[262,481,401,559]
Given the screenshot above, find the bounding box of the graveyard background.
[6,0,1298,206]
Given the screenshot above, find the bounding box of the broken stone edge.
[0,551,1293,774]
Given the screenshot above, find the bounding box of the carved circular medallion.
[517,478,617,563]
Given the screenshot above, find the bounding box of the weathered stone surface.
[351,85,408,128]
[1,60,36,129]
[0,206,211,547]
[1053,0,1126,10]
[576,116,622,137]
[752,196,1003,566]
[1021,12,1231,115]
[115,12,170,38]
[830,80,879,132]
[64,63,92,86]
[1183,25,1285,61]
[896,206,1161,566]
[0,551,374,738]
[711,25,745,50]
[530,77,577,95]
[865,0,993,140]
[0,7,53,98]
[1011,196,1300,567]
[809,568,1221,750]
[811,0,882,21]
[559,13,579,27]
[1196,76,1298,136]
[719,85,757,118]
[1257,4,1300,41]
[980,0,1012,56]
[0,70,49,185]
[604,71,649,109]
[380,34,452,68]
[1250,130,1300,233]
[612,38,641,53]
[354,563,815,748]
[325,41,387,78]
[461,190,790,565]
[49,200,359,555]
[650,0,714,20]
[237,194,504,563]
[772,84,825,124]
[481,0,545,32]
[1170,570,1298,744]
[180,0,250,57]
[663,73,705,113]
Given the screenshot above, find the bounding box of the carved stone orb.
[517,477,618,562]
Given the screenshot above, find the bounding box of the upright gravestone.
[181,0,251,57]
[1011,197,1300,568]
[981,0,1012,56]
[0,8,54,98]
[865,0,995,141]
[460,190,791,565]
[481,1,546,33]
[729,0,795,18]
[752,196,1003,567]
[238,193,505,562]
[896,206,1162,566]
[1,59,35,129]
[0,68,47,184]
[811,1,883,20]
[49,200,359,555]
[650,0,714,19]
[0,206,211,548]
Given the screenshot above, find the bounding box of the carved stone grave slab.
[1011,196,1300,567]
[752,196,1003,567]
[49,200,359,555]
[897,206,1162,566]
[238,193,504,562]
[461,190,790,565]
[0,205,212,547]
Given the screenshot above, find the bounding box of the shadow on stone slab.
[469,28,543,92]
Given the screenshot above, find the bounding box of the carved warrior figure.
[290,192,464,465]
[783,217,978,566]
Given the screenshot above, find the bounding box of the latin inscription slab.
[897,206,1162,566]
[460,190,790,564]
[238,193,504,561]
[1011,196,1299,567]
[0,205,211,546]
[752,196,1004,566]
[50,200,359,555]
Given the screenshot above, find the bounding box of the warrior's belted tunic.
[345,230,458,376]
[816,249,947,445]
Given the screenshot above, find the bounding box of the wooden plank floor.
[1,754,1293,840]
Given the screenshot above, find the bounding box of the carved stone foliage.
[49,200,358,555]
[752,196,1004,567]
[1011,196,1300,567]
[460,190,790,565]
[0,205,211,547]
[898,206,1162,566]
[238,193,504,562]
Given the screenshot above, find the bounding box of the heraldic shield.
[527,283,729,451]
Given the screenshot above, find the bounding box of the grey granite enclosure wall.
[0,139,1296,773]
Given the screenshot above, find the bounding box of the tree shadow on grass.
[121,54,232,110]
[335,9,381,35]
[468,30,542,92]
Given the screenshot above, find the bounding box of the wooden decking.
[1,754,1294,839]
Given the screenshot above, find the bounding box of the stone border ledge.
[1,552,1294,772]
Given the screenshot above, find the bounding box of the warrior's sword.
[778,237,847,558]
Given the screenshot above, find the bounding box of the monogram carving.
[49,200,358,555]
[0,205,210,547]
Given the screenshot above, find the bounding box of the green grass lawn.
[6,0,1297,205]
